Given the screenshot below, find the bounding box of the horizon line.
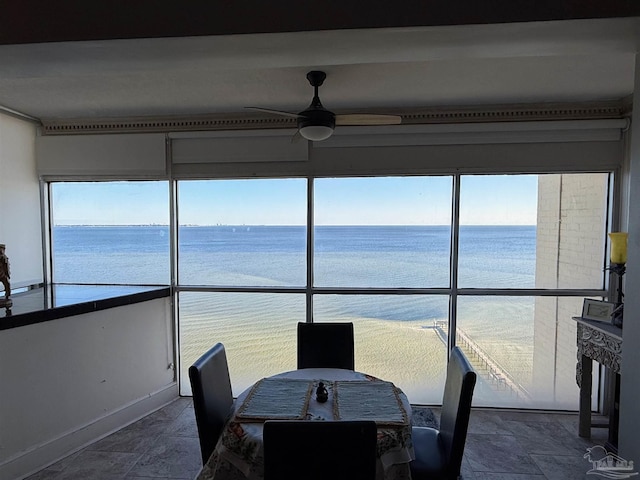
[52,223,537,227]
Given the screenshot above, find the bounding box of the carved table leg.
[579,354,592,438]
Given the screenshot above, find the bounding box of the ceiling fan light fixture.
[299,124,334,141]
[297,107,335,141]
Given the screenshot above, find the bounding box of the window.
[177,179,307,287]
[456,173,608,408]
[314,177,452,288]
[178,291,305,395]
[313,295,449,404]
[176,179,307,394]
[50,181,170,285]
[312,176,452,403]
[48,172,611,410]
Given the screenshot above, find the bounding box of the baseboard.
[1,382,179,480]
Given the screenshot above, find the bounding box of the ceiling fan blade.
[245,107,301,119]
[335,114,402,126]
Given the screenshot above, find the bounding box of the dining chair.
[188,342,235,465]
[297,321,355,370]
[263,420,378,480]
[410,346,477,480]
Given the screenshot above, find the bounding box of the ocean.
[53,225,536,289]
[52,225,578,409]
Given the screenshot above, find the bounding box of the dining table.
[195,368,414,480]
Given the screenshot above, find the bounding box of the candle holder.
[607,233,628,328]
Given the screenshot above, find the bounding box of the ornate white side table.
[574,317,622,451]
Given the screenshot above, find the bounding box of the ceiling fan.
[247,71,402,142]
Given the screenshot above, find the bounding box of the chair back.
[188,342,234,465]
[263,420,377,480]
[439,346,477,477]
[297,322,355,370]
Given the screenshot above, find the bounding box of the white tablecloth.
[195,368,414,480]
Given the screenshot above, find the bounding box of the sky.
[51,175,538,226]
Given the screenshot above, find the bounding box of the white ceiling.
[0,17,638,122]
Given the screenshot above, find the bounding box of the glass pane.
[314,177,452,287]
[458,173,608,289]
[178,179,307,286]
[178,291,305,396]
[533,296,595,410]
[536,173,609,290]
[457,295,587,409]
[458,175,537,288]
[457,295,534,408]
[51,181,170,284]
[313,294,449,404]
[458,225,536,288]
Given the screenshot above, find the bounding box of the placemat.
[235,378,313,421]
[333,380,408,426]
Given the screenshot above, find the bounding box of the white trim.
[0,383,179,480]
[315,119,628,148]
[39,99,628,136]
[169,128,299,139]
[331,119,629,135]
[170,140,624,178]
[172,131,308,164]
[0,104,41,125]
[35,119,626,179]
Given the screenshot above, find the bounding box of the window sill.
[0,284,171,330]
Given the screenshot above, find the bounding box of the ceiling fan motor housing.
[297,107,336,130]
[298,70,336,138]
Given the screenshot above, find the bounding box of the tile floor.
[24,398,610,480]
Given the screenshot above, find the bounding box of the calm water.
[52,224,538,339]
[53,224,536,289]
[53,225,553,406]
[52,224,537,336]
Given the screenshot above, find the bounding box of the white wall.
[0,298,177,480]
[0,113,42,287]
[2,124,179,478]
[619,55,640,465]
